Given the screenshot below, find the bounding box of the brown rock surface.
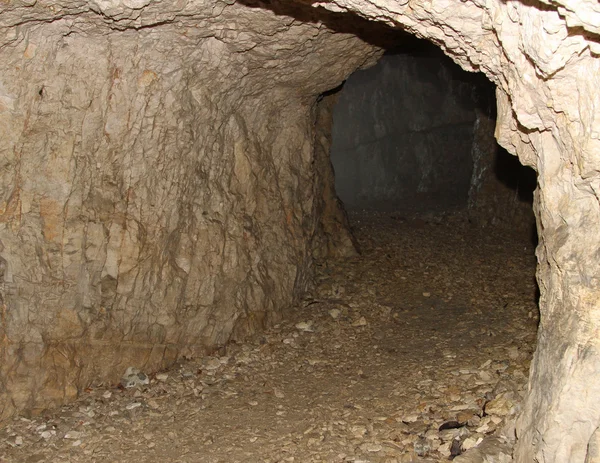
[0,0,380,419]
[1,0,600,461]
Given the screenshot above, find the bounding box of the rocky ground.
[0,211,539,463]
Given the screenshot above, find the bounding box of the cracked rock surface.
[0,212,537,462]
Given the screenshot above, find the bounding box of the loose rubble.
[0,211,538,463]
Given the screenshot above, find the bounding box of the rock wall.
[0,1,380,419]
[1,0,599,462]
[312,0,600,461]
[312,93,361,258]
[330,44,479,212]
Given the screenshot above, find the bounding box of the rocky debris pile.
[0,212,538,463]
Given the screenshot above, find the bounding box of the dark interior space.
[329,36,537,231]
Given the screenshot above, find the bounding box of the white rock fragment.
[462,436,483,450]
[120,367,150,388]
[485,394,515,416]
[329,308,341,319]
[352,316,368,327]
[203,357,222,370]
[156,373,169,381]
[295,321,314,332]
[64,430,82,439]
[360,442,382,452]
[40,430,56,439]
[350,425,367,438]
[125,402,142,410]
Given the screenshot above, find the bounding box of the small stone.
[360,443,382,452]
[329,309,341,319]
[462,436,482,450]
[72,440,82,447]
[479,370,494,381]
[102,390,112,399]
[295,321,313,332]
[422,292,431,297]
[125,402,142,410]
[350,425,367,438]
[274,388,285,398]
[40,430,55,440]
[120,367,150,388]
[401,414,419,423]
[147,399,160,409]
[507,346,519,359]
[64,430,82,439]
[14,436,23,446]
[476,422,491,433]
[414,438,431,456]
[204,357,222,370]
[484,395,515,416]
[352,316,368,327]
[156,373,169,381]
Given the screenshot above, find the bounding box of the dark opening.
[329,37,537,226]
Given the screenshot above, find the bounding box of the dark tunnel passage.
[329,37,537,227]
[305,37,542,459]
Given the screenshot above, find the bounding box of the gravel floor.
[0,211,539,463]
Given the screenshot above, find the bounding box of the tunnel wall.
[0,4,379,419]
[0,1,599,462]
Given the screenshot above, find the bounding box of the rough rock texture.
[0,1,381,420]
[330,44,479,211]
[311,0,600,461]
[1,0,599,462]
[312,93,361,258]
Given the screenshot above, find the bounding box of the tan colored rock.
[0,0,379,420]
[0,1,599,462]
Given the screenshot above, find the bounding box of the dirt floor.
[0,211,539,463]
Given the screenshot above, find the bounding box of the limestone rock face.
[1,0,600,462]
[0,1,379,418]
[312,0,600,462]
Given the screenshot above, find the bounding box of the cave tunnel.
[1,1,599,462]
